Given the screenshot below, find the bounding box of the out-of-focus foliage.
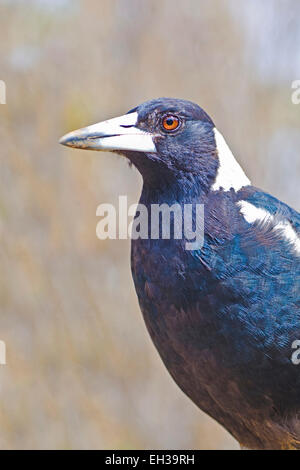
[0,0,299,450]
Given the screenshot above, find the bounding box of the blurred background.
[0,0,299,450]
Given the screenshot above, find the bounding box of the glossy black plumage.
[61,98,300,450]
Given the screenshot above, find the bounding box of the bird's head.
[60,98,250,193]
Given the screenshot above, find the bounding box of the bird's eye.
[162,115,180,132]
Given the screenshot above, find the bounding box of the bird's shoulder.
[189,185,300,331]
[236,186,300,232]
[203,185,300,258]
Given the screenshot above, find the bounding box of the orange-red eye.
[162,115,180,131]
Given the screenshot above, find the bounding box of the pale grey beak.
[59,112,156,153]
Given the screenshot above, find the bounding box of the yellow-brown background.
[0,0,299,450]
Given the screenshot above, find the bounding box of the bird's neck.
[140,174,208,206]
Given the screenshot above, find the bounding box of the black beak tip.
[59,135,68,146]
[59,132,75,147]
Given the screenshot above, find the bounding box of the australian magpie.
[60,98,300,450]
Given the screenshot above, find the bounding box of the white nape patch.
[212,128,251,192]
[238,200,300,255]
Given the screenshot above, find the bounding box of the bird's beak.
[59,111,157,153]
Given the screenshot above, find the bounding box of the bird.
[60,97,300,450]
